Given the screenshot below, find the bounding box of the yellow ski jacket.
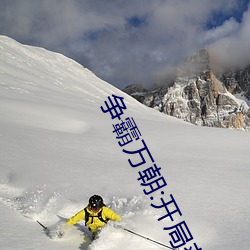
[67,206,121,233]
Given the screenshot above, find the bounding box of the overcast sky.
[0,0,249,89]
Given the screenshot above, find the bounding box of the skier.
[66,194,122,239]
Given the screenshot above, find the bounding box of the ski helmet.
[89,195,104,210]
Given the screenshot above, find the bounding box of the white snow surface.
[0,35,250,250]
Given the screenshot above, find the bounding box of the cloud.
[200,18,240,45]
[0,0,249,89]
[208,3,250,69]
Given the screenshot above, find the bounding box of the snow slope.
[0,35,250,250]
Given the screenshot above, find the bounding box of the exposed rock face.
[217,66,250,99]
[123,84,147,103]
[123,49,250,130]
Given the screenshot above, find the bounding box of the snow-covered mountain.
[0,36,250,250]
[124,49,250,130]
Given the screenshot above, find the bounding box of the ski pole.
[37,220,48,231]
[122,227,177,250]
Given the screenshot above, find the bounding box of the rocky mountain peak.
[177,48,210,78]
[123,49,250,130]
